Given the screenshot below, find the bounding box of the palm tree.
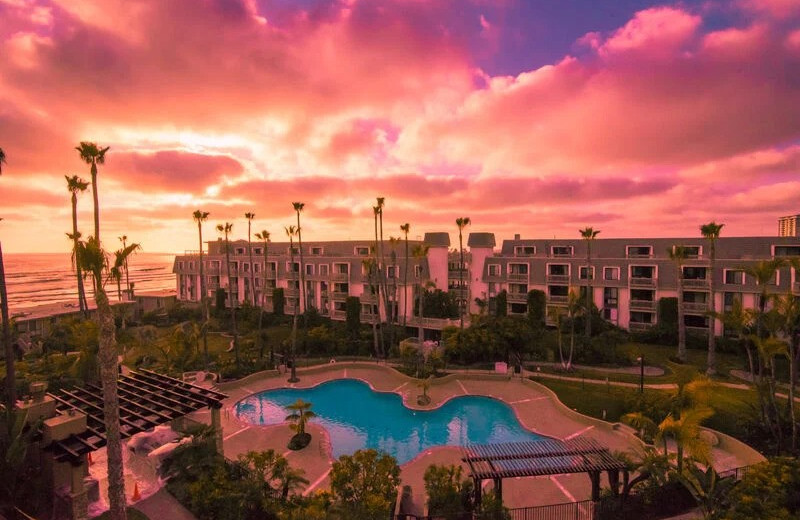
[110,244,140,305]
[276,462,309,499]
[579,227,600,338]
[193,210,210,369]
[709,297,756,379]
[455,217,471,331]
[255,230,270,360]
[400,223,410,326]
[245,212,256,306]
[770,291,799,450]
[700,222,724,375]
[372,205,386,356]
[0,147,5,174]
[216,222,239,370]
[548,305,568,369]
[285,225,300,383]
[376,198,389,330]
[285,399,316,437]
[565,289,582,370]
[0,239,14,412]
[670,246,689,363]
[292,203,308,313]
[117,235,131,298]
[75,142,109,241]
[75,237,138,520]
[741,259,786,354]
[657,407,714,474]
[362,258,380,358]
[66,175,90,314]
[412,244,430,343]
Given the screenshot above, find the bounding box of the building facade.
[174,233,800,335]
[778,215,800,237]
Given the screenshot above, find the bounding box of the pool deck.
[187,362,762,515]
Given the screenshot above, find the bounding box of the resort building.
[778,214,800,237]
[173,233,800,335]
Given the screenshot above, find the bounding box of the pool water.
[234,379,543,464]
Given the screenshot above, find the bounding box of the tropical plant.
[741,259,785,344]
[285,399,316,438]
[547,305,568,369]
[579,227,600,338]
[117,235,131,298]
[75,141,109,241]
[110,243,140,304]
[245,212,256,306]
[0,409,39,517]
[679,463,736,519]
[719,457,800,520]
[285,225,300,383]
[700,221,723,375]
[400,223,410,326]
[216,222,240,372]
[329,449,401,520]
[254,229,270,360]
[669,246,689,362]
[66,175,90,314]
[193,210,210,369]
[565,289,582,370]
[456,217,471,331]
[362,257,380,358]
[417,375,432,405]
[770,290,799,450]
[424,464,475,517]
[412,244,430,342]
[709,296,756,379]
[376,198,389,334]
[751,334,789,451]
[292,202,308,313]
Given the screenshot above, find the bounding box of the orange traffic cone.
[87,453,93,465]
[131,482,141,501]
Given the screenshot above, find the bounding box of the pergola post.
[589,471,601,501]
[607,469,620,496]
[493,478,503,503]
[211,405,224,454]
[474,477,482,508]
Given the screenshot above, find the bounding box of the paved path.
[134,489,196,520]
[530,361,665,376]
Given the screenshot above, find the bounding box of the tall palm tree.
[700,222,724,375]
[118,235,131,298]
[412,244,430,343]
[0,238,14,412]
[66,175,90,314]
[255,230,270,360]
[770,291,799,450]
[456,217,471,331]
[216,222,239,370]
[75,142,109,241]
[400,223,410,326]
[292,203,308,313]
[74,142,130,520]
[709,297,755,378]
[372,205,385,356]
[565,289,582,370]
[192,210,210,369]
[376,198,389,329]
[286,225,300,383]
[362,257,380,358]
[245,212,256,306]
[110,244,140,326]
[741,258,786,341]
[579,227,600,338]
[669,246,689,363]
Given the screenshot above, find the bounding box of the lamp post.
[637,356,644,393]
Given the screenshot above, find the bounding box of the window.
[514,245,536,256]
[242,263,250,272]
[627,245,653,257]
[254,247,263,255]
[673,245,701,258]
[387,266,399,278]
[604,287,618,306]
[724,269,744,285]
[319,264,329,275]
[683,291,707,303]
[287,246,299,255]
[579,266,595,280]
[548,285,568,297]
[604,267,620,280]
[630,289,655,302]
[508,263,529,276]
[311,246,324,255]
[286,261,300,272]
[253,263,261,273]
[630,265,655,279]
[230,261,238,270]
[724,292,741,311]
[488,264,501,276]
[305,264,314,275]
[774,245,800,257]
[630,311,654,324]
[684,315,709,327]
[267,261,277,273]
[548,264,569,276]
[682,266,707,280]
[551,245,573,257]
[414,265,423,278]
[355,246,370,256]
[334,263,349,274]
[235,247,245,254]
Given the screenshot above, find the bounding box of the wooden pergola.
[461,438,628,505]
[45,369,228,464]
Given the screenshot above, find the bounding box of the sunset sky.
[1,0,800,253]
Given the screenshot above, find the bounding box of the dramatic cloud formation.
[0,0,799,252]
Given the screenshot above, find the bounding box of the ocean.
[2,252,176,310]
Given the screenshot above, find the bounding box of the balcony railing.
[630,277,656,287]
[507,273,529,282]
[332,291,349,300]
[330,310,346,320]
[360,292,378,303]
[285,288,299,297]
[406,316,464,329]
[629,322,653,332]
[683,278,709,288]
[683,301,708,313]
[630,300,656,310]
[331,272,350,281]
[546,274,570,284]
[547,295,568,304]
[360,313,379,324]
[794,282,800,294]
[507,292,527,303]
[205,266,221,275]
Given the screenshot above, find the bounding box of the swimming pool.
[234,379,543,464]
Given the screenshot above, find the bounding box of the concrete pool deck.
[187,361,763,515]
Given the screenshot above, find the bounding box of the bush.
[720,457,800,519]
[424,464,474,518]
[330,449,401,520]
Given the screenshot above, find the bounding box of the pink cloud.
[108,151,244,193]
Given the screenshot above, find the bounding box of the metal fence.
[395,500,595,520]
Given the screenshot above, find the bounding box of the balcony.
[406,316,463,330]
[507,273,529,282]
[361,292,378,303]
[547,295,568,304]
[630,300,656,311]
[286,271,300,280]
[330,310,347,320]
[630,277,656,287]
[360,313,379,324]
[683,301,708,313]
[629,322,653,332]
[205,266,221,275]
[285,288,299,298]
[448,269,467,279]
[331,272,350,282]
[332,291,349,300]
[683,278,709,289]
[546,274,570,284]
[627,253,652,259]
[507,292,527,303]
[207,281,220,290]
[795,282,800,294]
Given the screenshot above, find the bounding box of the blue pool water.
[234,379,543,464]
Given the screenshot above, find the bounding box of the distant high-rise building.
[778,215,800,237]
